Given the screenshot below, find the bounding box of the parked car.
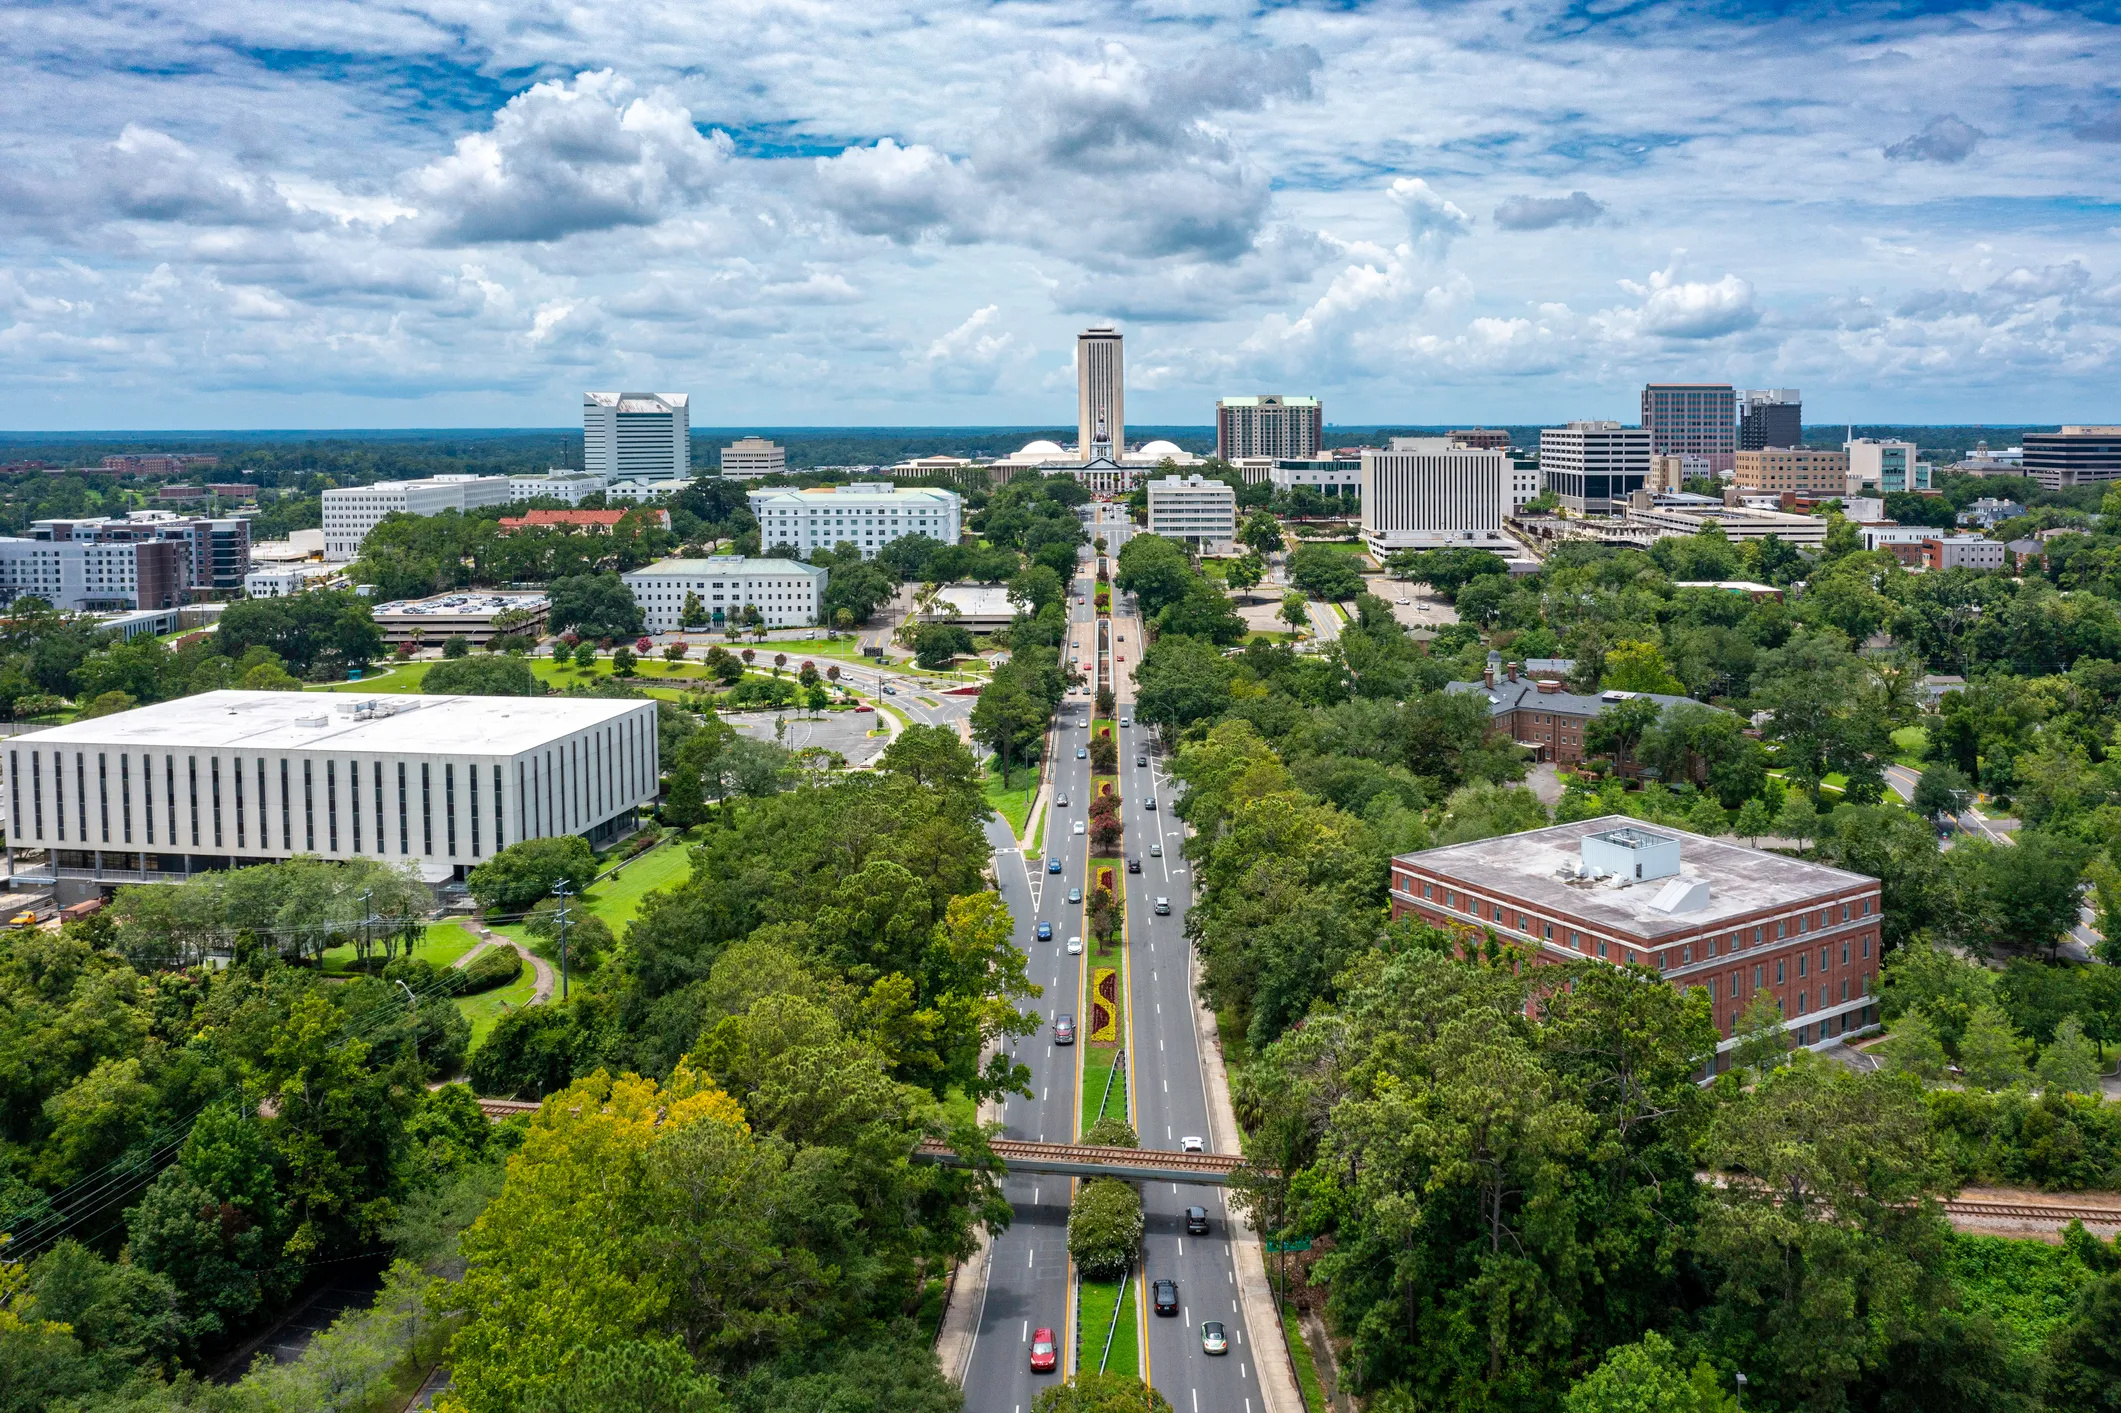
[1067,936,1082,954]
[1029,1327,1058,1373]
[1127,857,1141,873]
[1053,1014,1076,1045]
[1048,857,1063,873]
[1180,1136,1205,1153]
[1036,921,1053,940]
[1154,897,1170,915]
[1068,887,1082,904]
[854,704,874,713]
[1152,1279,1179,1316]
[1201,1321,1228,1355]
[1185,1205,1210,1235]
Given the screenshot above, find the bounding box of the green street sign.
[1265,1239,1311,1252]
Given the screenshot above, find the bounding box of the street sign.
[1264,1239,1311,1252]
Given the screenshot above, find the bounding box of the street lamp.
[1735,1372,1747,1411]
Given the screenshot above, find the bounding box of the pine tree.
[1957,1002,2031,1091]
[2036,1015,2105,1096]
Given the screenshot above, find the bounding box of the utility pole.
[550,880,572,1002]
[358,888,375,969]
[395,978,418,1068]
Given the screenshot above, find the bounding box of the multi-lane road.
[961,572,1267,1413]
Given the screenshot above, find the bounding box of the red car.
[1029,1327,1058,1373]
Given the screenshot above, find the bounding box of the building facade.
[321,476,512,561]
[509,471,609,505]
[583,392,690,484]
[1641,383,1737,474]
[1390,817,1884,1063]
[623,555,826,631]
[372,592,550,646]
[1921,535,2008,572]
[2022,426,2121,489]
[1845,439,1928,495]
[1448,428,1512,452]
[1145,475,1238,552]
[1737,389,1802,451]
[1539,422,1652,515]
[2,691,658,886]
[1216,395,1322,461]
[721,437,787,479]
[1267,457,1361,501]
[1360,439,1511,552]
[1077,327,1124,461]
[1446,667,1695,767]
[746,483,961,560]
[1733,448,1849,496]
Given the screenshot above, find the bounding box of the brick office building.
[1445,664,1693,767]
[1390,818,1883,1068]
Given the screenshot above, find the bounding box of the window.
[422,763,433,855]
[1598,941,1608,959]
[327,761,339,852]
[1841,942,1849,965]
[1861,935,1871,958]
[398,762,409,854]
[469,764,480,858]
[446,764,457,857]
[303,761,315,851]
[1776,919,1786,939]
[187,756,199,846]
[120,754,132,844]
[350,760,360,853]
[281,759,291,850]
[210,758,222,847]
[1797,953,1807,977]
[1754,964,1763,988]
[1708,978,1719,1001]
[1682,945,1692,964]
[1776,958,1786,983]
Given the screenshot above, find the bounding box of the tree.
[424,654,540,696]
[680,591,709,629]
[1435,782,1549,844]
[1685,792,1729,837]
[1880,1010,1949,1081]
[913,623,974,669]
[1601,640,1686,695]
[880,724,986,797]
[1731,992,1791,1078]
[575,641,598,669]
[2035,1015,2104,1095]
[442,636,471,659]
[1563,1331,1738,1413]
[1033,1373,1175,1413]
[1114,534,1195,616]
[2046,1272,2121,1413]
[1734,797,1772,846]
[1948,833,2093,957]
[1912,762,1972,824]
[1239,510,1284,557]
[1287,543,1364,600]
[613,646,637,675]
[1956,1002,2031,1090]
[1225,552,1265,602]
[523,1337,728,1413]
[466,836,599,911]
[1279,589,1309,634]
[1584,696,1662,774]
[548,571,646,640]
[1067,1178,1142,1279]
[77,689,138,718]
[1133,635,1234,728]
[1774,793,1819,851]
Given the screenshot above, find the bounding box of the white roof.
[21,690,646,757]
[1018,439,1065,455]
[1137,440,1186,457]
[625,555,823,578]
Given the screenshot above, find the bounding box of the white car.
[1119,715,1131,727]
[1067,936,1083,955]
[1073,820,1085,834]
[1180,1136,1205,1154]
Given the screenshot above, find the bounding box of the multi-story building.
[1920,535,2008,572]
[1734,448,1850,496]
[2022,426,2121,489]
[1446,663,1694,767]
[243,563,342,598]
[320,476,512,561]
[1508,457,1542,511]
[1845,439,1929,495]
[496,509,669,536]
[1448,428,1512,452]
[1738,389,1802,451]
[1390,817,1884,1067]
[371,591,551,647]
[20,512,250,600]
[721,437,787,480]
[1625,500,1828,547]
[583,392,690,485]
[1145,475,1238,552]
[0,537,185,612]
[99,453,219,475]
[746,483,961,560]
[509,470,609,505]
[1,691,658,887]
[1216,396,1322,461]
[1077,327,1124,461]
[1361,439,1511,552]
[1267,457,1361,502]
[623,555,827,631]
[1538,422,1652,516]
[1641,383,1737,474]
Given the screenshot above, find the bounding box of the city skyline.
[2,2,2118,430]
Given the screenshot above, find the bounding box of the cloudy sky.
[3,0,2118,431]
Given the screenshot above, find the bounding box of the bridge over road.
[913,1136,1248,1185]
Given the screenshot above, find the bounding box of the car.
[1180,1136,1205,1153]
[1080,718,1091,729]
[1144,796,1156,810]
[1057,793,1069,806]
[1154,897,1170,915]
[1077,746,1087,759]
[882,685,897,695]
[1036,921,1053,940]
[1152,1279,1179,1316]
[1048,857,1063,874]
[1136,754,1147,766]
[1127,857,1141,873]
[1029,1327,1058,1373]
[1053,1014,1076,1045]
[1078,596,1086,605]
[1150,842,1163,857]
[1201,1320,1229,1355]
[854,704,874,713]
[1185,1205,1210,1235]
[1073,820,1085,834]
[1067,935,1082,954]
[1120,715,1131,726]
[1067,887,1082,904]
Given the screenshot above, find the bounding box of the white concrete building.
[746,483,961,560]
[1510,459,1543,511]
[1845,438,1929,495]
[1929,535,2007,571]
[251,529,326,564]
[1078,326,1124,460]
[584,392,690,484]
[1146,474,1238,552]
[1538,422,1653,516]
[244,563,342,597]
[721,437,786,479]
[919,584,1018,632]
[1360,440,1511,552]
[509,471,609,505]
[1268,457,1361,500]
[603,479,680,505]
[624,555,827,631]
[2,691,658,885]
[320,476,512,561]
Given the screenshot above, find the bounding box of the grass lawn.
[307,661,434,694]
[1077,1272,1140,1376]
[1283,1301,1329,1412]
[1029,803,1047,859]
[1081,1040,1127,1131]
[985,760,1038,838]
[587,833,697,929]
[1892,725,1928,766]
[1243,631,1300,645]
[317,918,481,976]
[456,934,539,1048]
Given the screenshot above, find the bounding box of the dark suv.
[1127,857,1141,873]
[1185,1205,1210,1235]
[1152,1279,1178,1316]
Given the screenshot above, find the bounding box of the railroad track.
[1944,1197,2121,1225]
[914,1137,1247,1184]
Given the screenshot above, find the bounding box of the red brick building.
[1447,665,1696,768]
[496,508,670,535]
[1390,817,1882,1069]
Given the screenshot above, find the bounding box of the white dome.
[1137,440,1185,457]
[1018,439,1064,455]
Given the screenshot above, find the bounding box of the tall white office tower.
[1077,327,1123,462]
[583,393,691,483]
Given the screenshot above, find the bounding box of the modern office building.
[3,512,252,608]
[583,392,691,485]
[243,563,342,598]
[746,483,961,560]
[2021,427,2121,489]
[1145,475,1238,552]
[509,470,609,505]
[1734,448,1849,496]
[371,592,549,647]
[720,437,787,480]
[1538,422,1653,515]
[1360,439,1511,552]
[1077,327,1124,461]
[1641,383,1737,474]
[321,477,512,561]
[1625,499,1828,547]
[1216,396,1322,461]
[1,691,659,887]
[1391,818,1883,1064]
[1738,389,1802,451]
[1448,428,1512,452]
[622,555,827,631]
[1845,439,1929,495]
[1267,456,1361,501]
[1919,535,2008,572]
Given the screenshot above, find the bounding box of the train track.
[1943,1197,2121,1225]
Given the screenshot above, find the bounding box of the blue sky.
[1,0,2117,430]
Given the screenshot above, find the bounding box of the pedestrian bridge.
[913,1136,1248,1185]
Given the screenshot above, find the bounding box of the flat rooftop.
[372,592,547,618]
[1397,814,1874,941]
[17,690,646,757]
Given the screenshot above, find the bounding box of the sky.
[2,0,2118,432]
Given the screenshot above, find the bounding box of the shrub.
[424,654,539,697]
[456,945,524,995]
[1067,1178,1142,1279]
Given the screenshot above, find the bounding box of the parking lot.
[725,706,892,768]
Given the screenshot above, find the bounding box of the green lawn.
[456,935,540,1047]
[985,760,1037,838]
[1892,725,1929,766]
[1077,1272,1140,1376]
[587,833,697,929]
[317,918,481,976]
[1243,631,1300,645]
[307,661,434,694]
[1283,1301,1329,1412]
